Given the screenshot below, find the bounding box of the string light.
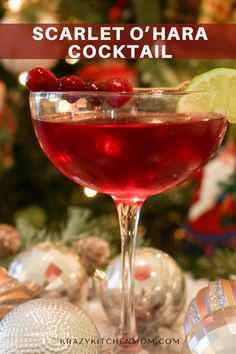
[8,0,23,12]
[84,187,97,198]
[18,72,28,86]
[65,58,80,65]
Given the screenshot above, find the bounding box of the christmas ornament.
[9,242,88,306]
[183,279,236,354]
[183,145,236,254]
[98,248,186,338]
[0,298,101,353]
[0,224,21,257]
[73,236,110,273]
[109,0,125,22]
[0,267,32,319]
[77,59,137,86]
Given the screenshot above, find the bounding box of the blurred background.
[0,0,236,279]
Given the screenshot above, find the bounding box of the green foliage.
[178,249,236,279]
[0,206,149,268]
[221,173,236,198]
[131,0,161,23]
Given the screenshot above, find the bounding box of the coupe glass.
[30,89,227,354]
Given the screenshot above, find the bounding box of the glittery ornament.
[73,236,110,273]
[184,279,236,353]
[0,224,21,257]
[0,298,101,353]
[98,248,186,337]
[0,267,32,319]
[9,242,88,306]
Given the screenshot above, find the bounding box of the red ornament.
[77,60,137,86]
[109,5,123,22]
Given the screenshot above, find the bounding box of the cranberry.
[26,67,57,91]
[84,81,106,106]
[106,78,133,108]
[58,75,84,91]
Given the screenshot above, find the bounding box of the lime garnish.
[178,68,236,123]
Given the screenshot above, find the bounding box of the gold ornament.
[0,267,32,319]
[73,236,110,273]
[9,242,88,306]
[0,224,21,257]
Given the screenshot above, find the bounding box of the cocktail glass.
[30,89,227,354]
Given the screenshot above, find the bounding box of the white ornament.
[0,298,101,353]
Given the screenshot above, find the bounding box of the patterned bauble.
[0,224,21,257]
[73,236,110,273]
[0,298,101,353]
[183,279,236,353]
[0,267,32,319]
[9,242,88,306]
[98,248,186,337]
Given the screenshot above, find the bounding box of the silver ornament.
[98,247,186,338]
[0,298,101,354]
[9,242,88,306]
[184,279,236,354]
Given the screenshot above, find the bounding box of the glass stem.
[115,201,142,342]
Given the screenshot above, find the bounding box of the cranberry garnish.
[26,67,57,91]
[84,81,106,106]
[106,78,133,108]
[58,75,84,91]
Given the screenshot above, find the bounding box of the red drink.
[33,113,226,202]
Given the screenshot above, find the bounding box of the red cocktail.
[30,90,227,354]
[33,113,226,202]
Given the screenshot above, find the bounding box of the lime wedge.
[177,68,236,123]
